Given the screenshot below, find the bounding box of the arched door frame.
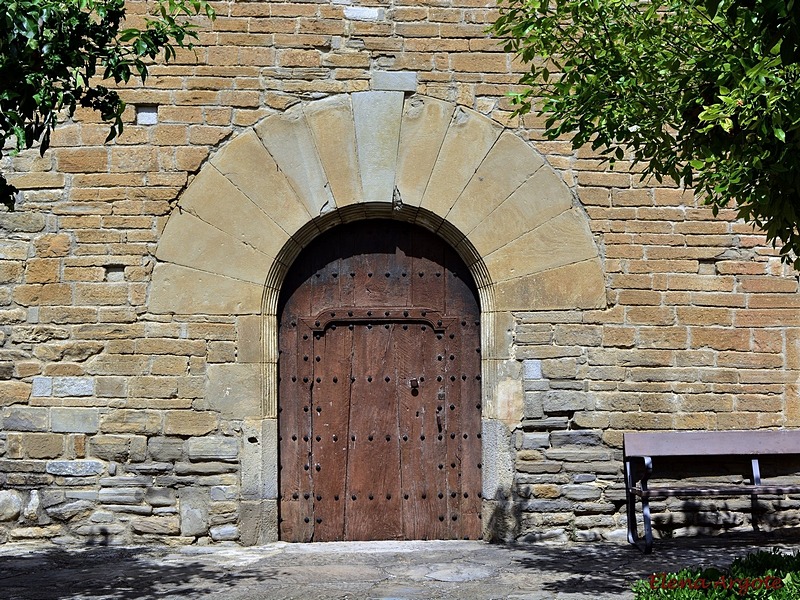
[149,92,606,544]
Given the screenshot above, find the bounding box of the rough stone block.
[46,500,93,521]
[33,234,71,258]
[206,364,261,419]
[521,417,570,431]
[145,488,176,507]
[23,433,64,459]
[40,490,65,508]
[522,359,542,380]
[372,70,417,92]
[0,381,31,407]
[99,488,145,505]
[522,499,574,512]
[187,437,239,462]
[132,516,180,535]
[519,432,550,450]
[164,411,218,436]
[3,407,48,432]
[100,410,161,435]
[52,377,94,397]
[545,448,613,462]
[8,525,62,540]
[209,523,239,541]
[540,391,593,414]
[179,490,209,537]
[523,392,544,419]
[46,460,104,476]
[89,435,147,462]
[239,499,278,546]
[0,490,22,521]
[344,6,384,21]
[550,430,603,447]
[31,377,53,398]
[148,437,184,462]
[51,408,99,433]
[563,485,602,501]
[175,461,237,475]
[210,486,237,501]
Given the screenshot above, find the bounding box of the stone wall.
[0,0,798,545]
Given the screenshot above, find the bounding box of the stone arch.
[149,92,606,543]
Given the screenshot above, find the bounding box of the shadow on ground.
[509,529,800,596]
[2,531,800,599]
[0,546,278,600]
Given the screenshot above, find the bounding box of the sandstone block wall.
[0,0,798,545]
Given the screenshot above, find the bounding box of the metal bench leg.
[641,457,654,554]
[642,495,654,554]
[751,458,761,532]
[624,460,640,545]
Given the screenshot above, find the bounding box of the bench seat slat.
[624,430,800,457]
[631,485,800,499]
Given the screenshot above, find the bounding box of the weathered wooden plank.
[624,431,800,458]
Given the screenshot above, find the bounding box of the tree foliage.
[491,0,800,267]
[0,0,214,208]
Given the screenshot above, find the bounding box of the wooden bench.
[624,430,800,553]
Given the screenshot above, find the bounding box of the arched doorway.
[278,220,482,542]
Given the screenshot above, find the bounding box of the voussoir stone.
[493,258,607,312]
[420,106,502,216]
[352,90,404,204]
[396,95,454,207]
[179,165,291,259]
[304,95,363,207]
[156,211,270,285]
[485,209,599,283]
[255,105,334,217]
[447,132,544,236]
[210,130,311,236]
[149,263,263,316]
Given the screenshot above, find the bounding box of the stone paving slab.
[0,535,798,599]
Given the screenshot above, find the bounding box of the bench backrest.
[624,430,800,458]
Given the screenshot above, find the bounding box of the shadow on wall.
[649,497,800,540]
[485,490,522,543]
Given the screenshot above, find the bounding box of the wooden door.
[278,220,481,542]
